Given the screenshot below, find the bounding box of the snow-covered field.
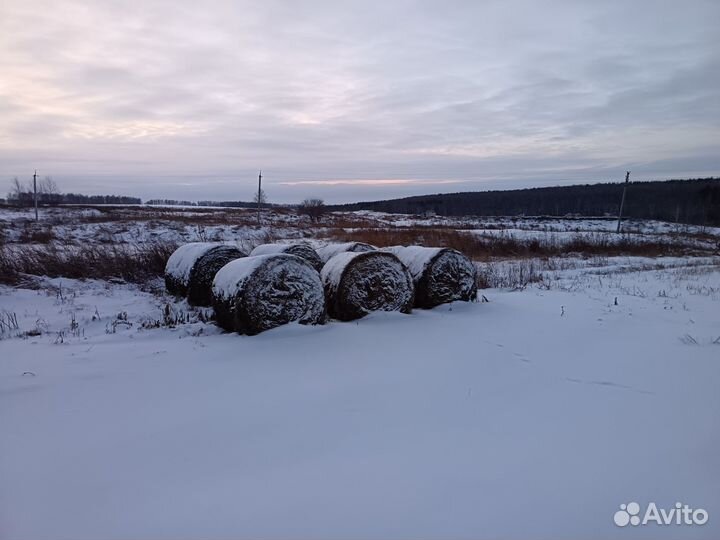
[1,206,719,539]
[2,206,718,249]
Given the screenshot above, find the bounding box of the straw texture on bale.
[321,251,414,321]
[250,243,323,272]
[384,246,477,308]
[316,242,375,264]
[186,245,247,306]
[165,242,246,299]
[212,254,325,335]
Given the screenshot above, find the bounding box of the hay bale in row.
[212,254,325,335]
[250,243,323,272]
[165,243,247,306]
[384,246,477,308]
[321,251,414,321]
[316,242,375,264]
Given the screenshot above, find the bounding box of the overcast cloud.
[1,0,718,203]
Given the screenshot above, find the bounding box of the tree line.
[331,178,720,226]
[5,177,328,221]
[146,199,267,208]
[6,177,140,206]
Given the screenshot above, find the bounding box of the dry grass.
[475,260,548,290]
[68,205,297,227]
[0,242,177,285]
[322,226,711,259]
[18,225,56,244]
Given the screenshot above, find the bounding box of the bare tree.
[299,198,326,222]
[9,177,23,200]
[40,176,58,194]
[8,177,31,206]
[40,176,61,205]
[253,189,268,206]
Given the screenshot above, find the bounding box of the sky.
[1,0,718,204]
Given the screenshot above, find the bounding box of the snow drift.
[384,246,477,308]
[212,254,325,335]
[165,243,247,306]
[250,243,323,272]
[316,241,375,264]
[321,251,414,321]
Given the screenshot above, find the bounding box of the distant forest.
[331,178,720,226]
[57,193,142,205]
[5,175,141,206]
[8,190,140,206]
[145,199,267,208]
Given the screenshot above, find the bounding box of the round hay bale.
[250,243,323,272]
[321,251,414,321]
[165,242,247,303]
[384,246,477,308]
[316,242,375,264]
[212,254,325,335]
[165,242,225,296]
[187,245,247,306]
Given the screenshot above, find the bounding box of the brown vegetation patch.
[0,242,177,285]
[321,226,713,260]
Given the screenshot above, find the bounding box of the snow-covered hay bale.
[186,245,247,306]
[212,254,325,335]
[165,243,244,297]
[316,242,375,264]
[165,242,245,305]
[384,246,477,308]
[321,251,414,321]
[250,243,323,272]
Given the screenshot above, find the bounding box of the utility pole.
[616,171,630,233]
[33,170,38,222]
[257,170,262,226]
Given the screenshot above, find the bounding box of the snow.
[383,245,443,277]
[164,242,221,282]
[2,207,717,256]
[1,261,719,538]
[249,243,323,272]
[249,243,295,256]
[347,210,720,237]
[316,242,375,263]
[0,206,307,248]
[2,205,720,538]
